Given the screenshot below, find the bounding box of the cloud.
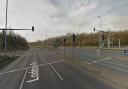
[0,0,128,42]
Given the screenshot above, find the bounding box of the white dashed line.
[0,68,28,75]
[106,61,128,68]
[0,60,64,75]
[19,68,28,89]
[38,60,64,67]
[49,64,63,80]
[26,77,39,83]
[84,62,91,64]
[92,58,111,63]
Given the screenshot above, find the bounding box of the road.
[0,48,120,89]
[59,47,128,75]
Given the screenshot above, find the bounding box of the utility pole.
[108,31,111,48]
[1,0,34,56]
[3,0,9,56]
[45,27,47,48]
[79,27,81,47]
[64,38,66,56]
[98,16,103,48]
[72,34,76,60]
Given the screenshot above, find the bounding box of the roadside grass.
[0,56,19,69]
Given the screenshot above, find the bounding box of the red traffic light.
[32,26,34,32]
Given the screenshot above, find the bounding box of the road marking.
[106,61,128,68]
[26,62,39,83]
[84,62,91,64]
[0,60,64,75]
[106,63,128,73]
[19,68,28,89]
[49,64,63,80]
[95,59,128,73]
[26,77,39,83]
[92,58,111,63]
[0,67,28,75]
[38,60,64,67]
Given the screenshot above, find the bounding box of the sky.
[0,0,128,42]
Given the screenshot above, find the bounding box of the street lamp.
[1,0,35,56]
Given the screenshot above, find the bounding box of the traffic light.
[64,38,66,43]
[94,28,96,31]
[72,34,76,42]
[32,26,34,32]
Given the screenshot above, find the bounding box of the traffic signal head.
[72,34,76,42]
[32,26,34,32]
[64,38,66,43]
[94,28,96,31]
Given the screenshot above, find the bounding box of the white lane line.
[105,63,128,73]
[106,61,128,68]
[0,67,28,75]
[26,77,39,83]
[19,68,28,89]
[92,58,111,63]
[38,60,64,67]
[48,64,63,80]
[84,62,91,64]
[0,60,64,75]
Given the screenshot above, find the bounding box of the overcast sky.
[0,0,128,42]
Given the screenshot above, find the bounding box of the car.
[124,48,128,55]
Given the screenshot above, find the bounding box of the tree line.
[37,30,128,47]
[0,31,29,51]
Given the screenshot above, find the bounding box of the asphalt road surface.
[0,48,120,89]
[59,47,128,75]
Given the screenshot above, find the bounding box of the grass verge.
[0,56,19,69]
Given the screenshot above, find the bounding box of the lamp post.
[45,27,47,48]
[1,0,34,56]
[79,27,81,47]
[0,26,34,56]
[98,16,103,48]
[119,38,120,48]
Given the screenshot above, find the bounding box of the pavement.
[0,48,120,89]
[59,47,128,78]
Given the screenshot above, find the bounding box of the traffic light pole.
[94,28,109,48]
[0,27,34,56]
[1,0,34,56]
[64,38,66,57]
[72,34,76,60]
